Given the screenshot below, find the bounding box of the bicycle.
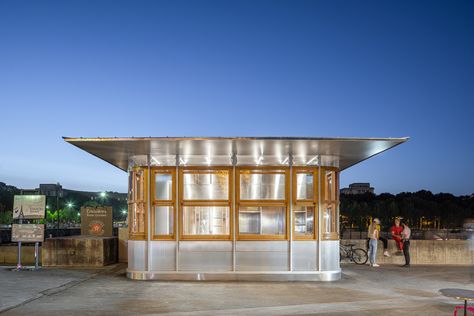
[340,243,368,265]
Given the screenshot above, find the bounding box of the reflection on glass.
[130,203,146,234]
[134,170,144,201]
[296,173,313,200]
[239,206,261,234]
[294,206,314,235]
[183,206,229,235]
[325,171,337,201]
[323,204,334,233]
[128,172,133,200]
[239,206,285,235]
[155,173,172,200]
[154,206,173,235]
[240,173,285,200]
[183,172,229,200]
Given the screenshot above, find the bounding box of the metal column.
[175,154,179,271]
[147,154,151,272]
[232,154,237,271]
[288,154,293,271]
[318,164,322,271]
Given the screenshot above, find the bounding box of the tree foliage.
[340,190,474,230]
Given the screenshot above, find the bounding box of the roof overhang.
[63,136,408,171]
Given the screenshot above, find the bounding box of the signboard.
[13,195,46,219]
[12,224,45,242]
[81,206,113,237]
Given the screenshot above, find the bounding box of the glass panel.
[294,206,314,235]
[240,173,285,200]
[133,170,145,201]
[155,173,173,200]
[323,203,336,234]
[325,170,337,201]
[128,172,133,200]
[182,206,230,235]
[129,203,146,234]
[154,206,173,235]
[239,206,286,235]
[296,173,313,200]
[238,206,261,234]
[183,172,229,200]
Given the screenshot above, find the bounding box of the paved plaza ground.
[0,263,473,315]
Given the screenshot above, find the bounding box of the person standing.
[391,217,404,255]
[368,218,381,267]
[401,222,411,267]
[366,220,390,257]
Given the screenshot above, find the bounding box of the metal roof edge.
[63,136,410,142]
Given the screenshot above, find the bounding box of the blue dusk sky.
[0,1,473,195]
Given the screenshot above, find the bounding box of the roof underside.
[63,137,408,171]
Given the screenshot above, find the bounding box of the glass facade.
[239,206,285,235]
[155,174,173,200]
[294,205,314,236]
[154,206,173,235]
[181,169,231,239]
[183,172,229,200]
[238,169,288,239]
[296,173,313,200]
[240,172,285,200]
[322,169,339,239]
[128,168,147,239]
[128,165,339,241]
[183,206,230,235]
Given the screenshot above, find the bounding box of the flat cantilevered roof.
[63,136,408,171]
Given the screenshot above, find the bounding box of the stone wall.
[341,239,474,265]
[42,236,117,267]
[0,245,40,265]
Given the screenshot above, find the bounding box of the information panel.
[12,224,45,242]
[81,206,113,237]
[13,195,46,219]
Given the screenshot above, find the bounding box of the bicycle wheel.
[351,248,368,265]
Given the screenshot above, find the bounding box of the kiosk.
[65,136,407,281]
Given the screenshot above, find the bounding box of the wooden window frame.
[321,167,339,240]
[128,167,148,240]
[236,167,290,240]
[292,167,318,240]
[150,167,176,240]
[179,167,233,240]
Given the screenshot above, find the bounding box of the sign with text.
[12,224,45,242]
[81,206,113,237]
[13,195,46,219]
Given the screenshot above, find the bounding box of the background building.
[340,183,374,195]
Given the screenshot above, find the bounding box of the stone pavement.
[0,264,473,315]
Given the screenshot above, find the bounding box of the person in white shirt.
[368,218,381,267]
[401,222,411,267]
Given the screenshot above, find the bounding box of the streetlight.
[100,192,106,198]
[122,209,127,215]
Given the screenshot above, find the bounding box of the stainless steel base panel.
[126,269,341,281]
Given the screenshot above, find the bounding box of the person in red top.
[391,217,404,253]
